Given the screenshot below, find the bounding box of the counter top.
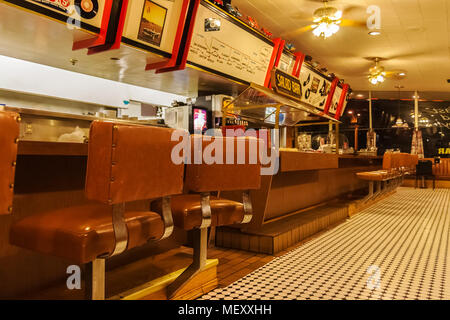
[338,154,382,160]
[4,106,165,127]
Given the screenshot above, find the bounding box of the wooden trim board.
[115,259,219,300]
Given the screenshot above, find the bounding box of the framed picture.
[138,0,167,47]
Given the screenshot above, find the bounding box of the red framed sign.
[72,0,129,54]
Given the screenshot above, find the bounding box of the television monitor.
[192,107,209,133]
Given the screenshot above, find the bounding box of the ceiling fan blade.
[340,19,366,28]
[291,11,314,21]
[281,25,313,37]
[384,70,403,75]
[387,51,428,60]
[384,70,408,79]
[342,5,365,15]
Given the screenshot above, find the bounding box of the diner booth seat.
[0,111,20,215]
[356,152,418,202]
[423,158,450,180]
[154,135,262,299]
[9,121,184,300]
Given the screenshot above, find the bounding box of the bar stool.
[157,135,262,298]
[0,111,20,215]
[9,121,184,299]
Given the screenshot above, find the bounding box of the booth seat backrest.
[0,111,20,215]
[184,135,262,193]
[382,152,393,170]
[383,152,418,171]
[85,121,184,204]
[408,154,419,170]
[423,158,450,178]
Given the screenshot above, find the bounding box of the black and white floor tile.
[201,188,450,300]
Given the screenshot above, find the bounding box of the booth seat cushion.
[10,204,164,264]
[356,171,389,181]
[153,195,245,230]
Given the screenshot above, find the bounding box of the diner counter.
[224,150,382,232]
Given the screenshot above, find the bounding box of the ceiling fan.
[366,57,407,85]
[283,0,366,39]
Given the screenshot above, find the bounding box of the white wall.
[0,54,186,108]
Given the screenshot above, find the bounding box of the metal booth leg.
[84,203,128,300]
[166,193,211,299]
[166,227,208,299]
[362,181,374,203]
[374,181,381,198]
[85,258,106,300]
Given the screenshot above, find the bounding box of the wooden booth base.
[216,189,400,255]
[22,247,218,300]
[216,202,349,255]
[402,178,450,189]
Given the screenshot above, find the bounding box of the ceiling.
[232,0,450,99]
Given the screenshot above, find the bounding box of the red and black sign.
[271,68,302,102]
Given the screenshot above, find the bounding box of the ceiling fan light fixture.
[312,21,340,38]
[333,10,343,20]
[311,4,341,38]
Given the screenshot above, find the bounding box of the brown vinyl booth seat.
[356,152,419,201]
[423,158,450,180]
[0,111,20,215]
[155,134,262,298]
[9,121,184,299]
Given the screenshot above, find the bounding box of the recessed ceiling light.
[356,94,364,98]
[368,30,381,36]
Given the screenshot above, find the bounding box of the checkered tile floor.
[201,188,450,300]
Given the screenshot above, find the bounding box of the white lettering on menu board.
[187,4,272,86]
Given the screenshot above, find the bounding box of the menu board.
[298,65,331,111]
[329,85,342,115]
[24,0,105,29]
[187,3,273,86]
[122,0,183,54]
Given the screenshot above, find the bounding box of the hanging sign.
[298,65,331,111]
[271,68,302,102]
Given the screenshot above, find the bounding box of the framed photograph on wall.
[138,0,168,47]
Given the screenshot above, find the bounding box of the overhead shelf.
[223,83,339,127]
[0,0,349,116]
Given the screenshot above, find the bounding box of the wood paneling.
[280,151,339,172]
